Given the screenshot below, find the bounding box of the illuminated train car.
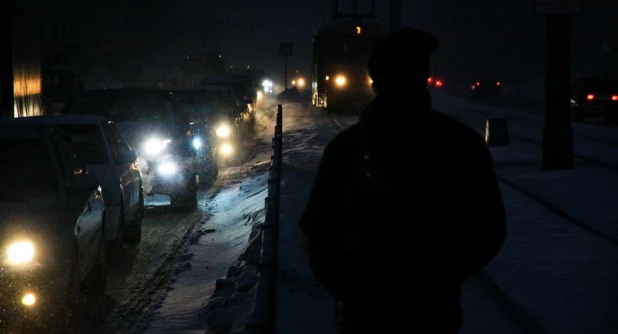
[311,21,388,113]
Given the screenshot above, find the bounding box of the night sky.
[80,0,617,86]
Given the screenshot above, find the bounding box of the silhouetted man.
[299,28,507,333]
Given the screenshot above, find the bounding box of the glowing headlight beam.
[22,293,36,306]
[158,162,178,176]
[335,75,346,86]
[144,138,171,155]
[216,125,231,138]
[192,137,202,149]
[220,143,233,156]
[7,241,35,264]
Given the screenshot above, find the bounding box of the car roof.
[0,122,56,139]
[0,115,108,125]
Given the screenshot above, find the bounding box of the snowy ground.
[80,94,616,333]
[275,96,618,333]
[126,102,280,333]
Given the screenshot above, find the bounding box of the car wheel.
[107,203,125,258]
[82,234,107,295]
[125,190,144,247]
[170,176,197,211]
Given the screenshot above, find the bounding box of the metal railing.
[245,104,283,334]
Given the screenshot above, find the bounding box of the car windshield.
[0,139,59,202]
[57,124,109,165]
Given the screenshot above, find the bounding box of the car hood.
[0,198,69,246]
[114,121,187,150]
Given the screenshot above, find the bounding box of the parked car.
[63,89,199,210]
[0,122,106,326]
[470,75,502,97]
[5,115,145,253]
[571,76,618,123]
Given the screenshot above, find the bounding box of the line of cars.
[0,84,256,328]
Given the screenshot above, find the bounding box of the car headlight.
[144,138,172,155]
[192,137,202,149]
[6,241,35,264]
[335,75,346,87]
[219,143,234,156]
[157,161,178,176]
[216,124,232,138]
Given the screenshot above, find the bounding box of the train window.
[327,37,376,61]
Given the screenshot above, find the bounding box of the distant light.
[292,80,296,85]
[325,75,330,81]
[496,81,501,86]
[427,77,433,83]
[435,80,443,87]
[356,26,361,34]
[476,82,480,86]
[612,95,618,101]
[587,94,594,100]
[297,78,305,87]
[219,55,222,58]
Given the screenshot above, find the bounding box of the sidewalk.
[274,102,618,333]
[434,95,618,333]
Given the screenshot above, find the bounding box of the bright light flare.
[22,293,36,306]
[297,78,305,87]
[335,75,346,86]
[215,124,231,138]
[220,143,233,156]
[144,138,171,155]
[257,91,263,99]
[587,94,594,100]
[7,241,35,264]
[192,138,202,149]
[158,162,178,176]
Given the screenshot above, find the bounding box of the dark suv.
[63,89,203,210]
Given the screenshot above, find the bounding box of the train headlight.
[335,75,346,87]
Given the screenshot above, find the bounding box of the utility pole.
[536,0,580,171]
[279,42,293,90]
[390,0,402,31]
[1,3,13,118]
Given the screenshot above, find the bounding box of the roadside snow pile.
[203,175,268,334]
[139,171,268,333]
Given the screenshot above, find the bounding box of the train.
[311,21,389,113]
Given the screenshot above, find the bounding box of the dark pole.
[390,0,402,32]
[1,3,14,118]
[542,14,573,170]
[284,55,288,90]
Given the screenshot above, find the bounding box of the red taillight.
[476,82,480,86]
[435,80,443,87]
[587,94,594,100]
[427,77,433,83]
[612,95,618,101]
[496,81,501,86]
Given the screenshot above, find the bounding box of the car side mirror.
[116,149,137,164]
[244,99,253,105]
[70,173,100,194]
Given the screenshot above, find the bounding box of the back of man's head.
[368,28,439,92]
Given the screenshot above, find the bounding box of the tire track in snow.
[102,194,216,333]
[450,110,618,246]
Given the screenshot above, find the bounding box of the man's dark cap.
[368,28,439,87]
